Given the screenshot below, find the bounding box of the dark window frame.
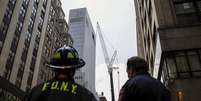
[162,49,201,80]
[173,0,201,23]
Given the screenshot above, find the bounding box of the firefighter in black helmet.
[25,45,97,101]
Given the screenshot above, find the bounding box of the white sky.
[61,0,137,101]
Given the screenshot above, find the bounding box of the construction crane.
[97,22,117,101]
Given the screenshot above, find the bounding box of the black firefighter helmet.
[47,45,85,69]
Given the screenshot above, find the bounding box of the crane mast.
[97,22,116,101]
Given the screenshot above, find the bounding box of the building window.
[166,55,178,78]
[175,52,191,78]
[175,2,195,14]
[187,51,201,76]
[0,0,16,49]
[10,36,18,52]
[70,17,84,23]
[31,7,37,19]
[28,18,34,32]
[19,6,26,19]
[3,69,12,80]
[43,0,47,8]
[4,51,15,79]
[38,17,43,31]
[0,22,8,41]
[50,6,53,12]
[16,62,25,87]
[16,21,23,32]
[173,0,201,24]
[8,0,15,9]
[163,49,201,80]
[25,31,32,44]
[48,14,52,22]
[33,44,38,57]
[57,0,61,7]
[43,45,47,55]
[27,71,33,88]
[5,51,15,69]
[5,7,13,20]
[21,47,28,61]
[34,0,39,5]
[41,10,45,19]
[47,24,50,31]
[23,0,29,6]
[52,9,55,16]
[35,30,41,44]
[9,0,17,5]
[161,60,169,85]
[30,58,36,71]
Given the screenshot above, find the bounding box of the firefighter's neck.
[57,73,68,80]
[55,69,75,81]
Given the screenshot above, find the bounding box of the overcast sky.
[61,0,137,101]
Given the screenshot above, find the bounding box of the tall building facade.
[68,8,96,95]
[32,0,73,86]
[0,0,72,100]
[134,0,201,101]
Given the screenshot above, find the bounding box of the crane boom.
[97,22,116,101]
[97,22,110,67]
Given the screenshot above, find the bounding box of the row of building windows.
[16,0,39,87]
[135,0,157,68]
[173,0,201,24]
[42,4,55,66]
[38,1,71,83]
[3,51,15,80]
[70,17,84,23]
[20,0,47,91]
[4,0,29,81]
[42,4,59,76]
[44,39,51,57]
[161,49,201,84]
[26,70,33,91]
[0,0,47,99]
[0,0,17,55]
[70,23,84,28]
[43,0,47,8]
[35,30,41,44]
[26,0,47,90]
[70,27,84,34]
[16,62,25,87]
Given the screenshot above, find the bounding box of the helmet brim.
[46,59,85,69]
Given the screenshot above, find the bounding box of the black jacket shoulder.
[120,73,170,101]
[25,79,97,101]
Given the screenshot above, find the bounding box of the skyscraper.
[32,0,73,86]
[68,8,96,95]
[134,0,201,101]
[0,0,72,100]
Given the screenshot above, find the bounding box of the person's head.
[47,45,85,80]
[127,56,149,78]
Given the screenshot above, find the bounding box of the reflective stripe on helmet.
[46,59,85,69]
[53,52,61,59]
[67,52,74,58]
[75,52,78,58]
